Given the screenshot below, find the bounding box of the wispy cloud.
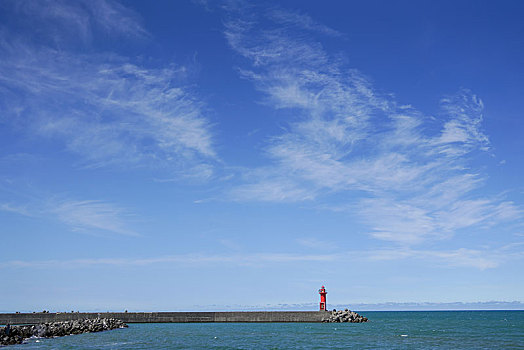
[0,0,215,177]
[2,244,522,270]
[370,243,524,270]
[6,0,148,45]
[268,7,342,37]
[52,200,136,236]
[230,175,315,202]
[368,248,505,270]
[0,252,336,269]
[222,5,522,245]
[0,203,33,217]
[296,237,337,250]
[1,196,136,236]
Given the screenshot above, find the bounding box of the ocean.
[8,311,524,349]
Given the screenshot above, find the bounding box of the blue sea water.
[8,311,524,349]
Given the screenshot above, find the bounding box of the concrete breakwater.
[1,311,331,325]
[0,318,127,346]
[1,310,369,325]
[0,311,330,324]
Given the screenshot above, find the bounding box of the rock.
[0,318,128,346]
[323,308,368,323]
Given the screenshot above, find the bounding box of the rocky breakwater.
[322,309,368,323]
[1,318,127,346]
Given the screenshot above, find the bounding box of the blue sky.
[1,0,523,312]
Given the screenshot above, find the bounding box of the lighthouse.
[318,285,327,311]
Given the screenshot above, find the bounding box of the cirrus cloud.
[222,5,522,245]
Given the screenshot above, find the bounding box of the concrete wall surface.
[0,311,328,325]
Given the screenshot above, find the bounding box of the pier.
[0,311,328,325]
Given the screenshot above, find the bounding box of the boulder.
[0,318,128,346]
[323,308,368,323]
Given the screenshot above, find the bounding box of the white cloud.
[222,6,522,245]
[0,203,32,217]
[0,0,215,176]
[3,245,522,270]
[230,177,315,202]
[1,197,136,236]
[296,237,337,250]
[7,0,148,44]
[52,200,137,236]
[368,247,510,270]
[433,93,490,155]
[268,7,342,37]
[0,252,337,269]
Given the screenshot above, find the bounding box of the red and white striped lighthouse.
[319,285,327,311]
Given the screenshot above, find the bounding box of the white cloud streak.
[0,253,336,269]
[7,0,148,44]
[368,248,502,270]
[0,0,215,176]
[222,5,522,245]
[296,237,337,250]
[52,200,136,236]
[1,197,136,236]
[2,244,522,270]
[268,7,342,37]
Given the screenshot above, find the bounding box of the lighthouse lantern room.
[318,285,327,311]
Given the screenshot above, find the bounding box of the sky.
[0,0,523,312]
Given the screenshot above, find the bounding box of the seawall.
[0,311,328,325]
